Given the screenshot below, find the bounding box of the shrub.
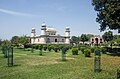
[50,45,54,50]
[64,46,69,52]
[112,48,120,56]
[39,45,43,50]
[58,47,61,51]
[54,47,59,52]
[59,45,64,50]
[105,47,112,53]
[69,45,72,49]
[101,47,107,54]
[65,46,68,50]
[24,44,31,48]
[90,47,95,53]
[43,45,47,51]
[80,47,85,54]
[72,48,78,55]
[48,46,52,51]
[33,44,39,49]
[84,48,91,57]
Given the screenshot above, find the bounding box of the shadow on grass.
[85,56,92,58]
[6,64,21,68]
[39,54,46,56]
[27,52,46,56]
[56,58,68,63]
[13,64,21,67]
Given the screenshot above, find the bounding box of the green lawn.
[0,48,120,79]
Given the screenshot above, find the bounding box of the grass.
[0,48,120,79]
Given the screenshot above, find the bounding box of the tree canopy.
[11,36,19,47]
[71,34,93,44]
[19,36,29,45]
[86,34,94,39]
[92,0,120,31]
[80,34,88,44]
[1,40,11,46]
[71,36,80,44]
[0,39,2,46]
[102,31,113,42]
[113,34,120,45]
[11,35,29,47]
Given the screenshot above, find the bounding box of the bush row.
[24,44,71,52]
[25,44,120,56]
[79,46,120,57]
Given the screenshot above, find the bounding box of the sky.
[0,0,118,40]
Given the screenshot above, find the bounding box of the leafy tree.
[0,39,2,46]
[86,34,94,39]
[102,31,113,42]
[113,34,120,45]
[92,0,120,31]
[11,36,19,47]
[1,40,11,46]
[11,35,29,48]
[19,35,29,48]
[80,34,88,44]
[115,38,120,45]
[71,36,80,44]
[113,34,120,40]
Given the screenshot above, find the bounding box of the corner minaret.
[41,22,46,35]
[31,28,36,37]
[40,22,47,44]
[65,26,70,44]
[31,28,36,44]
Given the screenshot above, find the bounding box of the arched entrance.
[92,39,94,44]
[46,38,50,43]
[95,38,99,45]
[100,39,103,43]
[55,39,57,42]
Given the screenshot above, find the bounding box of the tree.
[0,39,2,46]
[86,34,94,39]
[92,0,120,31]
[102,31,113,42]
[11,35,29,48]
[113,34,120,45]
[115,37,120,45]
[80,34,88,44]
[113,34,120,40]
[19,35,29,48]
[1,40,11,46]
[71,36,80,44]
[11,36,19,47]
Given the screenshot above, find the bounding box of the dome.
[66,26,70,29]
[32,28,35,30]
[46,27,57,32]
[41,22,46,26]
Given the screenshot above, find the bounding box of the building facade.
[90,35,104,45]
[30,23,70,44]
